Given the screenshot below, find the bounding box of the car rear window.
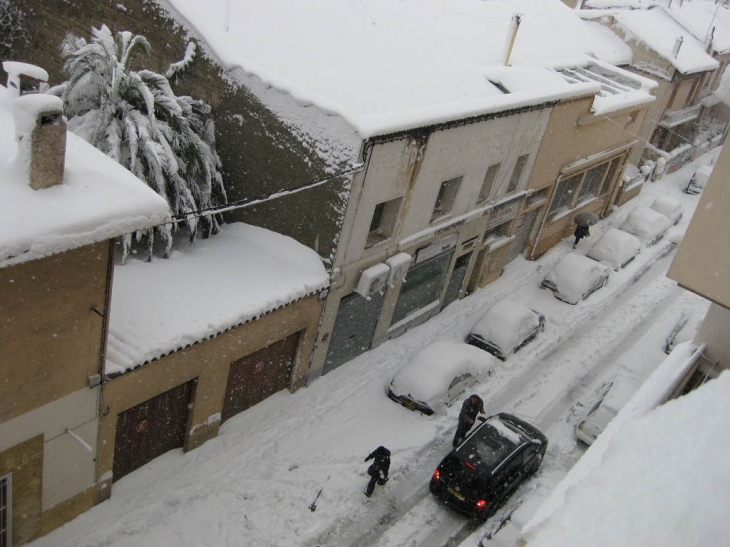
[462,425,518,469]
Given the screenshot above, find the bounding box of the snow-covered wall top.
[0,85,170,269]
[106,222,329,375]
[161,0,639,139]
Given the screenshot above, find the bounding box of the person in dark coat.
[453,394,485,448]
[364,446,391,498]
[573,223,590,248]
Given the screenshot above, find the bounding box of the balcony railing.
[660,104,702,128]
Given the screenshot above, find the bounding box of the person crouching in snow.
[364,446,390,498]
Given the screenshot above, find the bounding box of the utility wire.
[155,163,364,228]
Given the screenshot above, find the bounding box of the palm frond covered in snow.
[55,25,227,260]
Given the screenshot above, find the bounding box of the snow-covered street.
[28,155,713,547]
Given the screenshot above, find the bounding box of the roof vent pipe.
[503,14,522,67]
[672,36,684,58]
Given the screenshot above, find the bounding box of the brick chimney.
[13,93,67,190]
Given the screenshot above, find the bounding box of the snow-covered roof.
[106,222,329,375]
[0,85,170,269]
[585,6,719,77]
[522,343,729,547]
[162,0,649,139]
[652,0,730,55]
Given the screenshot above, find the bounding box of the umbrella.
[574,211,599,226]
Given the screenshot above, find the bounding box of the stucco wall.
[668,142,730,308]
[0,242,111,422]
[694,303,730,370]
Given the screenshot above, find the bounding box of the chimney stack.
[13,93,67,190]
[503,14,522,67]
[672,36,684,58]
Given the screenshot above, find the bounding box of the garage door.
[322,291,385,376]
[441,252,472,310]
[222,332,300,423]
[113,380,195,482]
[508,209,538,262]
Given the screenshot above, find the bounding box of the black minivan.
[429,413,547,518]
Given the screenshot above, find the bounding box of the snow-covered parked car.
[575,374,641,445]
[387,340,494,416]
[619,206,671,246]
[650,196,683,225]
[685,164,712,195]
[586,228,641,271]
[467,299,545,360]
[541,253,611,305]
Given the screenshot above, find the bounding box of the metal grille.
[0,473,10,547]
[442,252,472,310]
[323,291,385,375]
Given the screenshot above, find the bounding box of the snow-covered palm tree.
[54,25,227,259]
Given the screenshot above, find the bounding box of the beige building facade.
[522,64,656,259]
[668,140,730,374]
[308,104,555,379]
[0,242,112,543]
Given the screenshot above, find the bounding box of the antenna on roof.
[503,14,522,67]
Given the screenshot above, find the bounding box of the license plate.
[448,488,465,501]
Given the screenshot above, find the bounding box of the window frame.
[431,176,463,222]
[547,156,623,222]
[366,197,403,248]
[478,163,501,203]
[507,154,529,193]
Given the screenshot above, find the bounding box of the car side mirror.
[477,416,487,423]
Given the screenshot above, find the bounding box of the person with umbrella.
[573,211,598,249]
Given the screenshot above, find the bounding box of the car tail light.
[476,499,488,511]
[432,469,441,482]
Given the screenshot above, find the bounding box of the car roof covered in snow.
[619,206,672,242]
[470,299,541,354]
[587,228,642,270]
[544,253,610,301]
[390,340,493,403]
